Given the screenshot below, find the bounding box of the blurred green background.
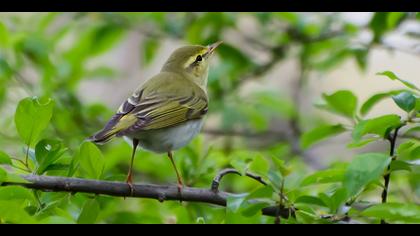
[0,12,419,224]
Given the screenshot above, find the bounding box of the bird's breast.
[128,119,204,153]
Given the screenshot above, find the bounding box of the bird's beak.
[207,41,223,54]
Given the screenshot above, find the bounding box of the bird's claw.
[124,173,134,199]
[127,182,134,197]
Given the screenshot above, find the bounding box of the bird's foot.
[127,181,134,197]
[125,174,134,199]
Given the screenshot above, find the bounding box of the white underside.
[126,119,204,153]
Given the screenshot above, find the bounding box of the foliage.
[0,12,419,224]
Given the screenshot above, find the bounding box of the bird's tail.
[86,128,119,145]
[86,113,137,145]
[86,114,124,145]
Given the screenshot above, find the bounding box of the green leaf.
[239,186,274,217]
[246,185,274,200]
[19,34,51,65]
[0,167,6,183]
[0,150,12,165]
[390,160,412,172]
[267,169,283,192]
[226,193,248,213]
[4,173,29,184]
[77,198,100,224]
[0,186,35,202]
[230,160,249,176]
[37,13,59,32]
[248,154,269,175]
[343,153,391,198]
[295,195,327,207]
[90,25,125,56]
[362,203,420,223]
[330,187,348,213]
[186,13,233,45]
[43,163,70,172]
[273,12,300,25]
[392,91,416,112]
[4,173,29,183]
[295,209,321,224]
[318,187,348,213]
[387,12,406,29]
[300,124,346,149]
[35,139,65,174]
[225,193,261,224]
[0,56,12,79]
[352,47,369,71]
[369,13,389,43]
[239,186,275,217]
[377,71,420,92]
[270,156,291,177]
[316,90,358,119]
[78,142,105,179]
[352,114,402,142]
[0,22,9,48]
[397,141,420,160]
[240,201,270,217]
[360,90,405,116]
[347,137,381,149]
[301,168,346,186]
[14,97,54,146]
[142,38,160,65]
[0,201,36,223]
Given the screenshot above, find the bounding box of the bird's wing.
[112,73,208,136]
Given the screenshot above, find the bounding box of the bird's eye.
[196,55,202,62]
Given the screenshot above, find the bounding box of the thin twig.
[10,157,31,173]
[11,164,31,173]
[380,126,402,224]
[211,168,267,193]
[274,178,285,224]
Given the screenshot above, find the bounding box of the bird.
[87,41,222,195]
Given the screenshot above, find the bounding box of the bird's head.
[161,41,222,86]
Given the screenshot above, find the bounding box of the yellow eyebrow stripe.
[183,49,208,68]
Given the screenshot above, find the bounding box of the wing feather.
[116,73,208,135]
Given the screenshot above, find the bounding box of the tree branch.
[2,174,292,219]
[380,126,402,224]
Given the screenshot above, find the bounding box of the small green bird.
[88,41,222,193]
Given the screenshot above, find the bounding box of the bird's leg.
[167,151,184,196]
[126,138,139,197]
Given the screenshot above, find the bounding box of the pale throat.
[185,69,208,89]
